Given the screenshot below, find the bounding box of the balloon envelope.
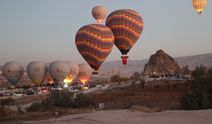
[106,9,144,64]
[45,72,54,84]
[2,62,24,85]
[64,62,79,84]
[27,61,47,85]
[78,63,92,84]
[48,61,70,83]
[192,0,207,15]
[75,24,114,71]
[92,6,108,24]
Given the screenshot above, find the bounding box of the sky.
[0,0,211,66]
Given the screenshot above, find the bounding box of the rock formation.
[143,50,181,76]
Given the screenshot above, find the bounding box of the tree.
[110,74,121,83]
[180,66,212,110]
[130,72,145,87]
[110,74,129,85]
[0,97,16,109]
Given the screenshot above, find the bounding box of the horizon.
[0,51,212,67]
[0,0,212,66]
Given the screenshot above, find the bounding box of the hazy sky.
[0,0,211,66]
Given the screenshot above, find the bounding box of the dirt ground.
[15,93,48,105]
[89,81,190,109]
[13,109,212,124]
[1,81,191,123]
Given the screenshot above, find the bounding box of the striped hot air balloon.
[192,0,207,15]
[27,61,47,85]
[75,24,114,74]
[2,61,24,86]
[106,9,144,65]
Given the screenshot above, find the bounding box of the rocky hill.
[99,52,212,76]
[176,53,212,70]
[143,50,180,75]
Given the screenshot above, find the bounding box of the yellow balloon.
[192,0,207,15]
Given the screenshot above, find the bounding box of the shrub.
[0,97,16,108]
[110,74,129,84]
[26,102,43,112]
[180,66,212,110]
[27,89,94,112]
[130,72,140,81]
[74,93,94,108]
[49,90,74,107]
[88,83,96,88]
[0,108,6,117]
[110,75,121,82]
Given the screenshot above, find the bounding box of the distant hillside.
[99,53,212,76]
[175,53,212,70]
[99,60,148,76]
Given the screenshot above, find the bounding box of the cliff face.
[143,50,181,75]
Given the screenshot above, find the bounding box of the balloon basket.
[121,55,128,65]
[92,71,99,75]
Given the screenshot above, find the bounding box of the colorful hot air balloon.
[78,63,92,85]
[106,9,144,65]
[64,62,79,84]
[75,24,114,74]
[192,0,207,15]
[92,6,108,24]
[27,61,47,85]
[48,61,70,84]
[2,61,24,85]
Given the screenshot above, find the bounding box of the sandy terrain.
[21,109,212,124]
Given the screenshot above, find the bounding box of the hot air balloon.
[45,72,54,84]
[48,61,70,84]
[2,61,24,86]
[27,61,47,85]
[192,0,207,15]
[106,9,144,65]
[64,62,79,84]
[43,63,53,84]
[0,65,2,74]
[92,6,108,24]
[75,24,114,74]
[78,63,92,85]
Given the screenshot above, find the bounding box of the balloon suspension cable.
[121,55,129,65]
